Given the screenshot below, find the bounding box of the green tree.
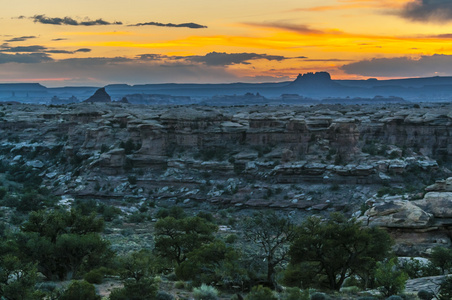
[18,209,111,280]
[60,280,101,300]
[118,250,167,281]
[430,247,452,275]
[375,258,408,297]
[0,254,41,300]
[154,216,217,265]
[176,240,245,286]
[109,250,163,300]
[438,276,452,300]
[288,213,392,290]
[243,211,297,290]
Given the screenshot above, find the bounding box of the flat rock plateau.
[1,101,452,257]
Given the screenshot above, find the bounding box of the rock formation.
[0,102,451,225]
[362,177,452,256]
[84,87,111,103]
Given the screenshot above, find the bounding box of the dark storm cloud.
[400,0,452,23]
[0,52,53,64]
[5,36,37,42]
[128,21,207,29]
[52,38,68,41]
[31,15,122,26]
[341,54,452,77]
[185,51,288,66]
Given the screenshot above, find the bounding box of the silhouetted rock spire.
[84,87,111,103]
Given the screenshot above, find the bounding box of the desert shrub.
[192,284,219,300]
[128,212,147,223]
[101,205,122,221]
[156,291,175,300]
[310,292,329,300]
[37,281,58,292]
[156,206,187,220]
[60,280,101,300]
[197,211,215,223]
[120,139,141,155]
[417,289,433,300]
[225,234,238,244]
[110,277,157,300]
[155,208,169,219]
[127,175,137,185]
[174,281,185,289]
[438,276,452,300]
[398,258,439,278]
[430,247,452,275]
[281,287,310,300]
[245,285,277,300]
[84,269,104,284]
[385,296,403,300]
[340,286,360,294]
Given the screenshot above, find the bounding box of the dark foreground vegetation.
[3,188,452,300]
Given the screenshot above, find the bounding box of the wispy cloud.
[128,21,207,29]
[243,22,324,35]
[0,53,53,64]
[0,44,92,55]
[30,15,122,26]
[5,36,37,42]
[302,58,353,62]
[184,51,288,66]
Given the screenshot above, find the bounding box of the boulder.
[363,201,432,228]
[425,177,452,192]
[413,192,452,218]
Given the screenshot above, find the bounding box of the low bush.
[192,284,219,300]
[156,291,175,300]
[418,289,433,300]
[60,280,101,300]
[245,285,277,300]
[84,269,104,284]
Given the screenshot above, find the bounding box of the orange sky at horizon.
[1,0,452,86]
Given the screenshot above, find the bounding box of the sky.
[1,0,452,86]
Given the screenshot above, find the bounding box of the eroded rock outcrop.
[0,102,451,214]
[363,178,452,256]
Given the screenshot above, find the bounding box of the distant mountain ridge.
[2,72,452,103]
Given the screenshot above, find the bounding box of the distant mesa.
[117,97,129,104]
[51,95,79,105]
[291,72,332,85]
[84,87,111,103]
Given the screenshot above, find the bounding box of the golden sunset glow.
[1,0,452,85]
